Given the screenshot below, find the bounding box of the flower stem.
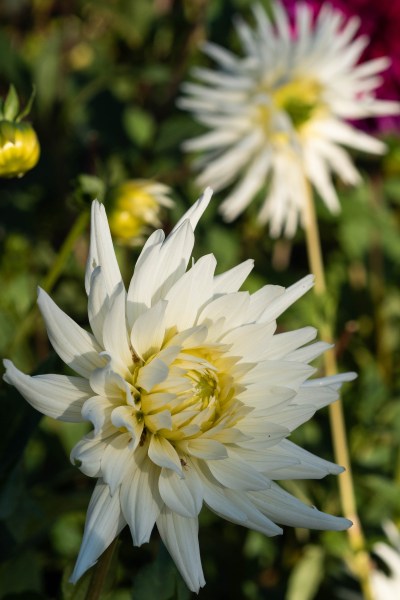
[302,184,372,600]
[9,209,90,355]
[84,538,119,600]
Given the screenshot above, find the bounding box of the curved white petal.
[70,433,106,477]
[70,479,126,583]
[3,360,91,422]
[156,508,205,593]
[250,482,351,530]
[37,288,104,378]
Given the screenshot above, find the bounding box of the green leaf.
[16,86,36,122]
[122,107,155,147]
[76,174,105,203]
[3,85,20,121]
[286,545,325,600]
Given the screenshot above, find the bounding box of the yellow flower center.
[255,77,323,138]
[187,368,219,410]
[118,342,245,453]
[273,78,321,128]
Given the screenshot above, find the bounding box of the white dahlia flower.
[179,2,400,237]
[371,522,400,600]
[3,191,354,592]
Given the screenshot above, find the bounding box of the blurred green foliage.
[1,0,400,599]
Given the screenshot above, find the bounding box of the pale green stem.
[302,182,373,600]
[9,209,90,354]
[84,538,119,600]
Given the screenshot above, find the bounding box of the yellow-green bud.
[0,120,40,178]
[109,180,173,245]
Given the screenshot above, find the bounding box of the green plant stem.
[302,184,372,600]
[85,538,119,600]
[9,209,90,355]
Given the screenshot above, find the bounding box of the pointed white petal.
[85,201,123,297]
[224,489,283,536]
[194,462,248,522]
[156,508,205,593]
[131,300,168,361]
[198,291,250,330]
[3,360,91,422]
[102,282,131,375]
[101,433,133,495]
[208,456,271,491]
[250,482,351,531]
[257,276,314,323]
[213,259,254,294]
[37,288,104,378]
[136,358,169,392]
[70,480,126,583]
[185,438,228,460]
[148,435,182,475]
[164,254,217,331]
[303,371,357,390]
[120,456,163,546]
[87,266,109,346]
[159,462,203,518]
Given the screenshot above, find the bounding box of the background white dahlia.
[3,192,354,592]
[179,2,400,237]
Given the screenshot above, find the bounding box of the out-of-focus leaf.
[286,545,325,600]
[383,175,400,203]
[132,543,191,600]
[61,539,120,600]
[51,512,85,558]
[75,174,105,203]
[3,85,20,121]
[123,107,155,147]
[0,550,41,596]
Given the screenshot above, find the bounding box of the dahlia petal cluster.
[3,192,354,592]
[371,522,400,600]
[179,2,400,236]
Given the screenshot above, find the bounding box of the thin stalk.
[9,209,90,354]
[302,183,372,600]
[84,538,119,600]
